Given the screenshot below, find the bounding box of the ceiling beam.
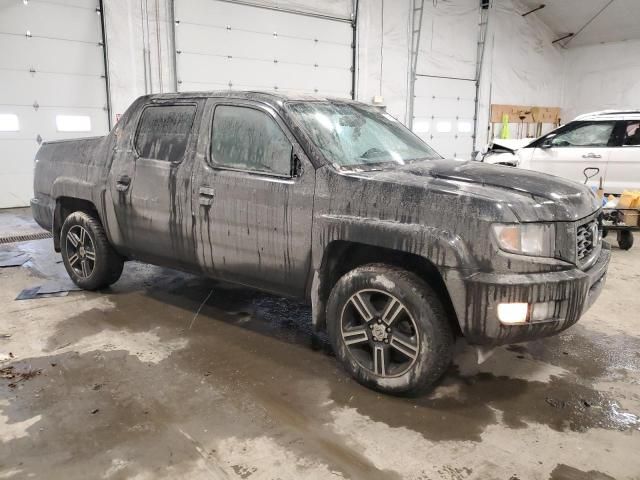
[562,0,614,47]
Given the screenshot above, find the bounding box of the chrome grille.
[577,219,598,263]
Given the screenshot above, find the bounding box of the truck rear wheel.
[326,264,454,395]
[60,211,124,290]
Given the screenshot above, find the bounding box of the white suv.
[485,110,640,194]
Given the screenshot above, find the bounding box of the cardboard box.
[622,210,640,227]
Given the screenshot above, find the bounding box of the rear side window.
[135,105,196,162]
[623,121,640,146]
[210,105,292,177]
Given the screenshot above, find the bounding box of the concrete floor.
[0,208,639,480]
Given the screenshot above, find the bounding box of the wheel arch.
[53,197,100,252]
[311,240,461,337]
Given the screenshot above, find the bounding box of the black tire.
[617,230,634,250]
[327,263,454,395]
[60,211,124,290]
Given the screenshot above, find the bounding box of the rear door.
[524,121,615,188]
[108,101,201,267]
[191,99,315,297]
[605,120,640,194]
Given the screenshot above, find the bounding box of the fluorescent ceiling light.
[0,114,20,132]
[56,115,91,132]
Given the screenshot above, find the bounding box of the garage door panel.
[177,25,350,68]
[0,36,105,75]
[175,0,351,44]
[0,139,39,174]
[0,173,35,208]
[412,97,476,119]
[412,77,476,160]
[178,54,350,96]
[0,1,102,43]
[0,0,108,207]
[0,71,106,107]
[0,106,108,140]
[175,0,353,98]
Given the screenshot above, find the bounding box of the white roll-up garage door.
[0,0,109,209]
[412,76,476,160]
[411,0,479,160]
[174,0,354,98]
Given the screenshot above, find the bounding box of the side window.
[623,121,640,146]
[135,105,196,162]
[550,122,615,148]
[210,105,292,177]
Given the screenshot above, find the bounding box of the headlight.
[492,223,555,257]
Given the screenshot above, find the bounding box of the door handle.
[582,153,602,159]
[199,186,215,206]
[116,174,131,192]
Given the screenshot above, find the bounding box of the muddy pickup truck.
[31,91,610,394]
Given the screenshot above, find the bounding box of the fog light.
[497,303,528,325]
[530,301,560,322]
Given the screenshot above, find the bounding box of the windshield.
[287,102,440,169]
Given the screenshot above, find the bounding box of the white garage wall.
[476,0,564,148]
[561,39,640,122]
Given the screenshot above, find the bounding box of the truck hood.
[348,159,601,222]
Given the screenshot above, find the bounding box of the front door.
[108,101,201,267]
[606,120,640,194]
[191,99,314,297]
[524,121,615,189]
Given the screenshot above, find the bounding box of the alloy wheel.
[340,289,420,378]
[65,225,96,278]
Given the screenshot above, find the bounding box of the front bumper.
[457,243,610,345]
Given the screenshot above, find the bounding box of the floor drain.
[0,231,52,244]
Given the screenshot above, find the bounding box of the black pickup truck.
[31,91,610,394]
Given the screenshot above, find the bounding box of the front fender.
[309,215,477,332]
[312,214,476,272]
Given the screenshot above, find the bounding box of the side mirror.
[291,151,303,177]
[541,137,554,149]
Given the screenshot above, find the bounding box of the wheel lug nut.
[386,327,391,332]
[369,325,374,329]
[377,319,382,324]
[384,339,389,344]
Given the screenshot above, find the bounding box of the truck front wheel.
[60,211,124,290]
[327,264,454,395]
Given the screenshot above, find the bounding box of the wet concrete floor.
[1,209,639,479]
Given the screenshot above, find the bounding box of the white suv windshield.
[287,102,440,169]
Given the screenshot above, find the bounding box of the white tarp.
[562,39,640,121]
[416,0,478,80]
[355,0,411,123]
